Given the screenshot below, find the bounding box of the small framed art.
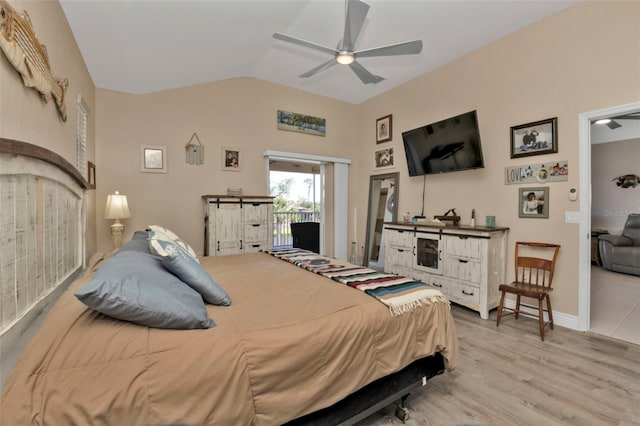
[376,114,392,144]
[510,117,557,158]
[519,186,549,218]
[374,147,394,170]
[141,145,167,173]
[222,147,241,171]
[87,161,96,187]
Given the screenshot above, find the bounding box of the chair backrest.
[514,242,561,289]
[623,214,640,245]
[290,221,320,253]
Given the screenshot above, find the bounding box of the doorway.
[578,101,640,340]
[268,163,322,249]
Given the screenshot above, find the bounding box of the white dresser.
[203,195,274,256]
[384,222,508,319]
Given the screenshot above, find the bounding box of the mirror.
[363,172,399,269]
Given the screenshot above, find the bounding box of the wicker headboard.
[0,138,91,337]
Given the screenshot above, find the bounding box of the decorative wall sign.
[277,110,326,137]
[376,114,392,143]
[504,161,568,185]
[518,187,549,219]
[0,0,68,122]
[185,132,204,165]
[141,145,167,173]
[510,117,558,158]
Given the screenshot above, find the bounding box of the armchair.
[598,214,640,276]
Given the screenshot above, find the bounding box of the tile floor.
[590,266,640,345]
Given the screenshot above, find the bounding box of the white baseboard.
[503,299,579,331]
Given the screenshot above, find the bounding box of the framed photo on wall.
[373,147,394,170]
[87,161,96,187]
[510,117,558,158]
[140,145,167,173]
[518,186,549,218]
[376,114,392,144]
[222,146,241,171]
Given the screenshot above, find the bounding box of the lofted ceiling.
[59,0,580,104]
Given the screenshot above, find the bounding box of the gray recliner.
[598,214,640,276]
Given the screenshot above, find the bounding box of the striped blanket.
[264,248,449,316]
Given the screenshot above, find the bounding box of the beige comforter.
[1,252,457,425]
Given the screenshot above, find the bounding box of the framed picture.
[510,117,558,158]
[87,161,96,187]
[519,186,549,218]
[373,147,394,170]
[222,146,241,171]
[376,114,392,144]
[141,145,167,173]
[277,110,326,137]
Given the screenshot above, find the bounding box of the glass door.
[414,232,444,275]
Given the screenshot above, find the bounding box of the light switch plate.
[565,211,581,223]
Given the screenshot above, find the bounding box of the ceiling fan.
[593,112,640,129]
[272,0,422,84]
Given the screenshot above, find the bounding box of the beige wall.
[95,79,359,255]
[356,1,640,316]
[0,0,97,257]
[592,139,640,234]
[3,1,639,321]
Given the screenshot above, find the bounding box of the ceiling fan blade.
[349,61,384,84]
[355,40,423,58]
[300,58,337,78]
[342,0,369,52]
[273,32,338,56]
[606,119,622,130]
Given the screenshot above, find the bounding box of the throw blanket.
[265,248,449,316]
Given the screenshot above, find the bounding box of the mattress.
[1,252,457,425]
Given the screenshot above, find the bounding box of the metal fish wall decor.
[0,0,68,122]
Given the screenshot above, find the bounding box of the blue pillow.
[75,250,215,329]
[149,238,231,306]
[118,230,151,254]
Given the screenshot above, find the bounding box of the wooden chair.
[496,242,561,341]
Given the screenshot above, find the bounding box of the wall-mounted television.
[402,110,485,177]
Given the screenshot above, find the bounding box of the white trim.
[503,299,579,331]
[334,162,349,260]
[577,101,640,332]
[263,149,351,165]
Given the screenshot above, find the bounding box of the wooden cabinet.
[203,195,274,256]
[384,223,508,320]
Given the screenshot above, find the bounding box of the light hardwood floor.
[359,304,640,425]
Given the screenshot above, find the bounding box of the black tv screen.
[402,110,485,176]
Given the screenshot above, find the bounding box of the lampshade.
[104,191,131,220]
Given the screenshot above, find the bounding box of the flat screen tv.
[402,110,485,176]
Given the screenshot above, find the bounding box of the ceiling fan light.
[335,52,355,65]
[595,119,611,125]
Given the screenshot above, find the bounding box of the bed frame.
[286,353,446,425]
[0,138,90,355]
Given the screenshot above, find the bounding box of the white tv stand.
[383,222,509,319]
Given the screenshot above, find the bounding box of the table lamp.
[104,190,131,248]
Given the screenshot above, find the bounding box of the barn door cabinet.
[203,195,274,256]
[383,222,508,319]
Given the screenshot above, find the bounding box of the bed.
[0,140,458,425]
